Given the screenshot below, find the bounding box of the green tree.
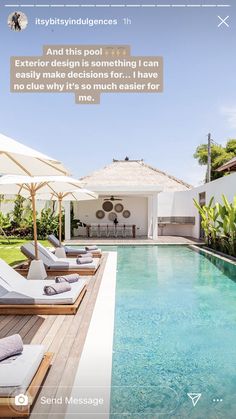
[0,212,11,243]
[194,139,236,181]
[11,195,25,228]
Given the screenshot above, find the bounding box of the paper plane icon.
[187,393,202,407]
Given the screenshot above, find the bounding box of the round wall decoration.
[102,201,113,212]
[96,210,105,219]
[123,210,131,219]
[108,212,117,221]
[114,203,124,213]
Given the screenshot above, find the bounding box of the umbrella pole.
[31,189,39,260]
[58,197,62,246]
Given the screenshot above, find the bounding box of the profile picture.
[8,11,28,31]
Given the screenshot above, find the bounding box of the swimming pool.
[109,245,236,418]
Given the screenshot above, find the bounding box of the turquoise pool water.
[109,246,236,418]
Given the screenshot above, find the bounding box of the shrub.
[37,208,62,239]
[0,196,63,240]
[194,195,236,257]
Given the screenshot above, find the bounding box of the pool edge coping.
[65,251,117,418]
[190,244,236,267]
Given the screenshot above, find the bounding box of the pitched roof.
[79,159,192,192]
[216,156,236,172]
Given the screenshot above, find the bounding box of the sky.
[0,0,235,186]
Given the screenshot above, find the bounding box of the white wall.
[73,196,148,237]
[187,172,236,238]
[158,173,236,238]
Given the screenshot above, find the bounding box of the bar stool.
[90,223,98,238]
[107,224,115,237]
[116,225,123,238]
[122,224,126,238]
[100,224,107,237]
[126,225,132,237]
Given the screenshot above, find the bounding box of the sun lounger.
[18,242,100,277]
[0,258,87,315]
[0,338,52,417]
[48,234,102,258]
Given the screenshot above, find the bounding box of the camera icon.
[15,394,29,406]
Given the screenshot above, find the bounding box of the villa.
[0,141,236,418]
[63,157,236,242]
[1,156,235,243]
[2,0,236,414]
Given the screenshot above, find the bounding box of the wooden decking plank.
[31,267,104,417]
[0,315,16,332]
[30,315,57,345]
[0,314,43,343]
[0,315,28,338]
[31,289,92,414]
[40,315,66,349]
[46,256,107,416]
[47,315,73,355]
[20,315,45,343]
[4,315,33,337]
[31,314,84,416]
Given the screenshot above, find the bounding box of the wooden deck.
[66,235,204,245]
[0,255,107,418]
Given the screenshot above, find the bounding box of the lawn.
[0,239,50,266]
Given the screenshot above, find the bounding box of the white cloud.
[221,106,236,129]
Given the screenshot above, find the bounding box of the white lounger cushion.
[0,280,86,305]
[0,259,86,305]
[47,234,101,254]
[49,257,99,270]
[65,246,102,255]
[0,344,44,396]
[0,259,27,289]
[23,243,99,270]
[36,243,101,264]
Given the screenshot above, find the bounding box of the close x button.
[218,15,230,27]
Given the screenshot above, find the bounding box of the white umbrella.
[36,189,98,246]
[0,175,97,261]
[0,133,69,176]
